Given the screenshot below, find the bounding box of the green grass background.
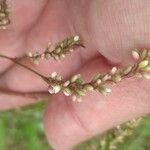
[0,102,150,150]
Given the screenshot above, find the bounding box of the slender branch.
[0,54,48,81]
[27,36,84,64]
[0,48,150,103]
[47,49,150,102]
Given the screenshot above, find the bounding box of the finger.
[70,0,150,65]
[44,57,150,150]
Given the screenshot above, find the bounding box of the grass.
[0,102,150,150]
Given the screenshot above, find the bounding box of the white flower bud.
[113,74,122,82]
[55,48,61,53]
[45,53,51,59]
[105,88,112,93]
[63,81,70,87]
[141,49,148,59]
[71,74,81,83]
[98,86,111,96]
[132,50,140,60]
[69,49,74,52]
[53,85,61,94]
[74,35,80,42]
[60,54,65,58]
[124,66,132,75]
[0,13,6,17]
[48,85,61,94]
[48,88,55,94]
[143,73,150,79]
[51,72,57,78]
[72,95,77,102]
[110,67,117,75]
[63,88,71,96]
[28,52,33,57]
[41,53,45,59]
[77,97,82,102]
[102,74,111,81]
[96,79,102,85]
[84,84,94,91]
[72,96,82,102]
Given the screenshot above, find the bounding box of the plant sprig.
[27,36,85,64]
[0,0,10,29]
[0,36,150,102]
[46,49,150,102]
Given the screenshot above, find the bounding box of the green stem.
[104,132,111,150]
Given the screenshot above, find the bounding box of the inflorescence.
[0,36,150,102]
[0,0,10,29]
[27,35,84,64]
[45,49,150,102]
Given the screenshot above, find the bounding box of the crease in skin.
[0,34,27,74]
[44,94,91,150]
[0,62,15,76]
[65,97,90,134]
[0,88,50,111]
[25,0,49,34]
[0,88,50,99]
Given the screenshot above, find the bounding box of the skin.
[0,0,150,149]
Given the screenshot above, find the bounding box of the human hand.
[0,0,150,149]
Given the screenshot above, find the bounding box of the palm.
[0,0,150,149]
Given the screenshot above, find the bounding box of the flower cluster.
[0,35,150,102]
[0,0,10,29]
[46,49,150,102]
[99,117,142,150]
[27,35,84,64]
[132,50,150,79]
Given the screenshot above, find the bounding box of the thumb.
[43,57,150,150]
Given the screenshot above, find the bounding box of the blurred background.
[0,102,150,150]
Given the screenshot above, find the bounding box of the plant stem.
[104,132,111,150]
[0,49,149,99]
[0,54,48,81]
